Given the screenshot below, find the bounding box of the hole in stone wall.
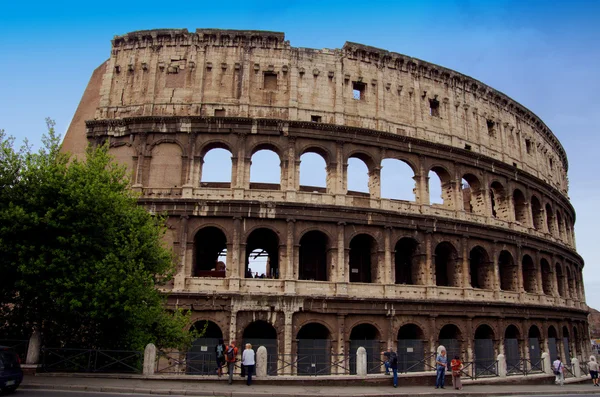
[499,250,516,291]
[245,228,279,279]
[522,255,536,293]
[311,115,322,122]
[352,82,366,100]
[531,196,543,230]
[194,227,227,277]
[435,242,459,287]
[214,109,226,117]
[395,238,419,285]
[487,120,496,136]
[469,246,492,289]
[541,259,552,295]
[525,139,532,154]
[429,98,440,117]
[299,231,328,281]
[349,234,376,283]
[513,189,528,225]
[263,72,278,90]
[464,144,472,150]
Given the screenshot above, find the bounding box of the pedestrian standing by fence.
[435,348,448,389]
[552,356,564,386]
[242,343,255,386]
[215,338,226,378]
[225,341,238,385]
[450,355,463,390]
[388,349,398,388]
[381,347,392,375]
[588,355,599,387]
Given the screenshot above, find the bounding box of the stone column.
[132,132,147,188]
[229,310,238,344]
[384,227,393,285]
[368,166,381,199]
[335,141,346,196]
[492,243,501,297]
[234,133,247,190]
[429,316,437,370]
[336,222,346,283]
[425,232,435,291]
[283,311,294,375]
[285,219,296,280]
[230,217,242,280]
[336,314,346,374]
[466,317,474,363]
[174,215,189,290]
[534,250,543,295]
[516,245,524,295]
[461,236,470,289]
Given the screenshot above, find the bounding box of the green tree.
[0,120,195,350]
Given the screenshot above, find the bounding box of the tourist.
[215,338,226,377]
[389,348,398,388]
[450,355,463,390]
[242,343,256,386]
[225,340,238,385]
[552,356,564,386]
[588,355,599,387]
[381,347,392,375]
[435,348,448,389]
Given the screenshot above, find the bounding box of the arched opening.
[347,155,370,195]
[504,325,521,374]
[499,251,517,292]
[573,327,581,356]
[435,242,459,287]
[200,147,232,186]
[349,234,377,283]
[545,203,556,236]
[528,325,543,371]
[194,227,227,277]
[299,231,329,281]
[513,189,528,225]
[187,320,223,374]
[469,246,493,289]
[531,196,543,230]
[428,166,453,207]
[566,267,575,299]
[556,264,565,297]
[243,320,278,375]
[474,325,496,376]
[149,143,183,187]
[556,211,565,241]
[461,174,484,214]
[245,228,279,279]
[381,158,415,201]
[250,149,281,190]
[490,182,508,220]
[299,152,327,193]
[562,326,571,364]
[547,326,558,361]
[438,324,462,360]
[394,238,419,285]
[349,324,381,374]
[522,255,536,293]
[397,324,425,372]
[541,259,552,295]
[297,323,331,375]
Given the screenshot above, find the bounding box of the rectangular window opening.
[487,119,496,136]
[352,82,366,100]
[214,109,226,117]
[429,98,440,117]
[263,72,278,90]
[464,144,472,151]
[311,115,322,123]
[525,139,532,154]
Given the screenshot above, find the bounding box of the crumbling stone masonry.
[63,29,589,373]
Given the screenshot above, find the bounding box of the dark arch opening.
[296,323,331,375]
[522,255,536,293]
[398,324,425,340]
[475,325,495,340]
[505,325,520,339]
[187,320,224,374]
[556,264,565,297]
[531,196,543,230]
[547,326,558,361]
[490,182,508,219]
[499,250,517,291]
[245,228,279,279]
[397,324,426,373]
[545,203,555,235]
[435,242,459,287]
[461,173,484,214]
[349,323,380,374]
[243,320,278,375]
[513,189,528,225]
[504,325,521,374]
[349,234,377,283]
[528,325,543,369]
[395,238,419,285]
[541,259,552,295]
[297,323,331,340]
[469,246,492,289]
[194,227,227,277]
[474,325,495,375]
[438,324,462,360]
[299,231,329,281]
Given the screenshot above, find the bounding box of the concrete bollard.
[497,353,507,377]
[143,343,156,376]
[571,357,581,377]
[356,347,367,377]
[26,328,41,365]
[256,346,267,377]
[542,352,552,375]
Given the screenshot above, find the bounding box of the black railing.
[459,360,499,379]
[506,358,544,376]
[563,364,575,379]
[579,362,589,376]
[400,352,437,373]
[270,353,351,376]
[41,348,142,373]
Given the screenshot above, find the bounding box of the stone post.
[25,328,42,365]
[356,346,367,377]
[256,346,268,377]
[497,353,507,377]
[542,352,552,375]
[571,357,581,377]
[143,343,156,376]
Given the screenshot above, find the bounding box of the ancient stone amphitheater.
[63,29,588,376]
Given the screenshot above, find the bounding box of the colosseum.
[63,28,589,376]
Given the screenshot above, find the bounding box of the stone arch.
[461,173,485,214]
[547,325,559,361]
[522,254,537,293]
[513,189,528,225]
[299,230,329,281]
[187,320,225,374]
[540,258,553,295]
[250,146,282,189]
[200,145,233,185]
[530,195,544,230]
[556,263,566,297]
[148,142,183,187]
[504,324,521,372]
[428,165,453,207]
[245,227,280,279]
[490,181,509,220]
[381,158,416,201]
[434,242,460,287]
[438,323,463,359]
[296,322,332,375]
[298,149,329,193]
[298,144,332,163]
[295,319,334,338]
[349,233,379,283]
[469,245,493,289]
[499,250,517,292]
[505,324,521,339]
[347,151,374,194]
[527,325,543,367]
[566,265,575,299]
[474,324,496,371]
[249,141,283,157]
[545,203,556,236]
[243,320,278,374]
[349,322,382,374]
[347,150,376,170]
[556,210,566,242]
[193,226,227,277]
[198,140,233,158]
[394,237,420,285]
[397,323,427,372]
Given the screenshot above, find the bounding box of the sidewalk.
[21,373,599,397]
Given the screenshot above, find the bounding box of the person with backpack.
[225,340,238,385]
[552,356,564,386]
[381,347,398,387]
[450,355,463,390]
[215,338,227,377]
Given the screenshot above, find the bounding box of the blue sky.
[1,0,599,307]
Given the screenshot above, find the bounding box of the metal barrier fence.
[270,353,351,376]
[41,348,142,373]
[400,352,437,373]
[506,358,544,376]
[459,360,499,379]
[0,339,29,360]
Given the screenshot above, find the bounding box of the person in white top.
[552,356,564,386]
[588,355,599,387]
[242,343,256,386]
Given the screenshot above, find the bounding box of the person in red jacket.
[225,340,238,385]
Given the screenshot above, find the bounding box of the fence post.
[26,328,41,365]
[571,357,581,377]
[256,346,267,377]
[497,353,507,377]
[356,347,367,377]
[143,343,156,376]
[541,352,552,375]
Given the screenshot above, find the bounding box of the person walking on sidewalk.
[242,343,256,386]
[225,340,238,385]
[450,355,463,390]
[388,348,398,388]
[215,338,227,377]
[435,348,448,389]
[552,356,564,386]
[588,355,599,387]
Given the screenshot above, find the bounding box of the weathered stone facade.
[63,29,588,373]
